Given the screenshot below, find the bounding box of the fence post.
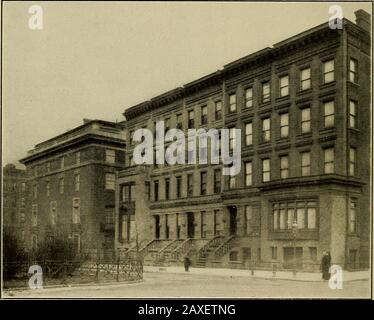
[95,248,100,282]
[272,263,277,277]
[251,261,255,276]
[116,255,120,282]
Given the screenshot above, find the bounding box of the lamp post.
[291,221,298,277]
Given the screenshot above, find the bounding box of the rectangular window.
[31,204,38,227]
[349,201,357,233]
[105,149,115,163]
[201,105,208,125]
[262,158,270,182]
[273,205,279,230]
[307,206,317,229]
[72,198,80,224]
[165,178,170,200]
[279,206,286,230]
[262,82,270,103]
[279,75,289,97]
[323,59,334,83]
[229,93,236,113]
[105,173,115,190]
[262,118,271,142]
[176,176,182,198]
[271,247,278,260]
[324,101,335,128]
[200,171,207,195]
[50,201,57,226]
[324,148,334,174]
[349,147,356,176]
[229,127,236,150]
[280,113,289,138]
[122,184,133,202]
[187,174,193,197]
[76,151,81,164]
[300,67,311,90]
[301,151,311,176]
[61,157,65,169]
[245,161,252,186]
[214,169,221,194]
[280,155,289,179]
[301,107,311,133]
[349,58,358,83]
[59,177,64,194]
[245,122,253,146]
[188,110,194,129]
[176,113,183,130]
[215,101,222,120]
[349,100,357,128]
[245,206,252,235]
[245,87,253,108]
[201,211,206,238]
[297,207,305,229]
[74,174,80,191]
[145,182,150,200]
[154,180,159,201]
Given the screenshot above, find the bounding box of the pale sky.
[2,1,372,167]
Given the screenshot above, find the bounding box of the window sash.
[301,68,311,90]
[229,94,237,112]
[280,113,289,138]
[245,123,253,146]
[279,76,289,97]
[245,88,253,108]
[323,60,335,83]
[245,162,252,186]
[262,82,270,103]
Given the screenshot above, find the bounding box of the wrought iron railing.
[214,235,235,259]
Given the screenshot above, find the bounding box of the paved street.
[3,269,371,299]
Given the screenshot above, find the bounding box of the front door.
[187,212,195,238]
[228,206,237,236]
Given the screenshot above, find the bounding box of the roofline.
[123,16,369,121]
[20,133,126,164]
[34,119,123,149]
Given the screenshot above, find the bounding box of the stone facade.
[20,120,126,256]
[115,11,371,271]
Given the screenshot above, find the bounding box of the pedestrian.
[321,251,331,280]
[183,256,191,272]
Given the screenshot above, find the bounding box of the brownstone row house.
[115,11,371,271]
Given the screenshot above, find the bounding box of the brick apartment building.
[20,120,126,255]
[115,10,371,271]
[3,164,28,243]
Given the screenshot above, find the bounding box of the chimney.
[83,118,92,124]
[355,9,371,33]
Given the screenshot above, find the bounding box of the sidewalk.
[144,265,370,282]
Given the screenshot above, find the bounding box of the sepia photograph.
[1,0,373,303]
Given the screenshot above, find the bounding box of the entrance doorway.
[187,212,195,238]
[228,206,237,236]
[154,215,160,239]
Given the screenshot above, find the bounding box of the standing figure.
[183,256,191,272]
[321,251,332,280]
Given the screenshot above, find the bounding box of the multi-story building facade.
[115,10,371,271]
[3,164,28,244]
[20,120,126,255]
